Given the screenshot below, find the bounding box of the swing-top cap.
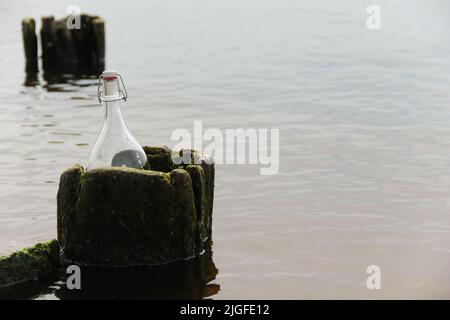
[97,71,128,103]
[102,70,118,81]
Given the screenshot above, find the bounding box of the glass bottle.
[87,71,148,170]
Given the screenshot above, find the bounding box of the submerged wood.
[0,148,215,294]
[0,242,218,299]
[41,14,105,79]
[0,240,60,289]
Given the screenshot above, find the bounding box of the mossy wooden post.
[21,18,38,85]
[57,147,215,266]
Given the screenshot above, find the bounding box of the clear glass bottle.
[87,71,148,170]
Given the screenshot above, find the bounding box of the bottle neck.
[103,100,128,133]
[101,78,127,129]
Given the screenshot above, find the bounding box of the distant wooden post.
[57,147,215,266]
[22,18,37,61]
[92,18,105,74]
[40,16,56,74]
[53,19,78,73]
[22,14,106,82]
[21,18,38,85]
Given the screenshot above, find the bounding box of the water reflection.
[24,67,98,91]
[44,74,98,90]
[44,75,98,92]
[0,245,219,300]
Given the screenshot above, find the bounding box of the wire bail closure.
[97,73,128,103]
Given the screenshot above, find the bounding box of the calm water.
[1,0,450,299]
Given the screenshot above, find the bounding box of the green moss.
[143,146,176,172]
[0,240,60,288]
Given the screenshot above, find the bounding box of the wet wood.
[22,18,38,61]
[92,18,106,74]
[0,240,60,289]
[22,15,106,82]
[57,147,215,266]
[21,18,38,85]
[40,16,56,73]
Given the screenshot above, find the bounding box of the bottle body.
[87,71,148,170]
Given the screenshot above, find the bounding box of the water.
[1,0,450,299]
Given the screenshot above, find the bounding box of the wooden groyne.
[21,14,105,84]
[0,147,215,296]
[0,240,60,288]
[21,18,38,85]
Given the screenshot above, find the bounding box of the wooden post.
[26,14,107,79]
[21,18,38,85]
[40,16,56,77]
[53,19,78,74]
[92,18,105,74]
[57,147,215,266]
[0,240,60,288]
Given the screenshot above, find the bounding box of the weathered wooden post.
[92,18,105,74]
[23,14,106,81]
[40,16,56,75]
[57,147,215,266]
[0,147,215,291]
[21,18,38,85]
[54,19,79,74]
[0,240,60,288]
